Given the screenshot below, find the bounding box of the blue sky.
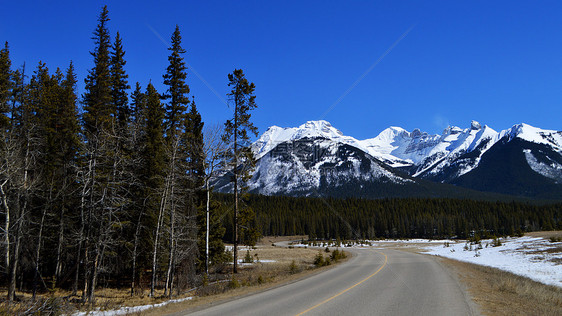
[1,1,561,139]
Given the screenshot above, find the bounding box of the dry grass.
[0,238,341,315]
[440,257,562,315]
[525,230,562,239]
[260,235,308,245]
[0,287,187,315]
[143,244,346,316]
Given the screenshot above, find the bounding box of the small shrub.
[444,242,450,248]
[313,251,325,267]
[228,277,240,289]
[330,249,347,262]
[549,236,562,243]
[202,273,209,286]
[289,260,298,274]
[243,250,253,263]
[325,247,330,253]
[492,238,502,247]
[257,275,264,284]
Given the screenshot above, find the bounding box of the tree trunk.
[32,206,48,300]
[54,204,64,287]
[151,181,168,298]
[233,95,239,274]
[165,177,175,297]
[205,180,210,275]
[130,208,144,296]
[7,203,22,302]
[0,180,9,272]
[73,167,90,296]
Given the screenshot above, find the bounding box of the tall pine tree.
[83,5,112,136]
[0,42,11,131]
[110,31,130,130]
[222,69,259,273]
[162,25,189,139]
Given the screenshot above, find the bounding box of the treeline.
[218,194,562,240]
[0,6,238,303]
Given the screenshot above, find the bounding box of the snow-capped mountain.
[452,124,562,198]
[361,120,499,181]
[216,121,415,197]
[252,120,364,159]
[218,120,562,199]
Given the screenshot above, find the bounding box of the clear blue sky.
[1,1,561,139]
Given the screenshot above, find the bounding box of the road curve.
[182,249,478,316]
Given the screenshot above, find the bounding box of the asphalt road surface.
[184,249,478,316]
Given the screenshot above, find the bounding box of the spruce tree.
[143,83,166,294]
[110,32,130,129]
[185,100,205,193]
[222,69,259,273]
[158,24,195,296]
[83,5,112,136]
[80,5,118,303]
[131,82,145,126]
[162,25,189,139]
[0,42,12,130]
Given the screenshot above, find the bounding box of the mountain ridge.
[221,120,562,200]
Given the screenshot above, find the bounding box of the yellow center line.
[295,251,388,316]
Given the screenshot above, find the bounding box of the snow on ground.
[73,297,192,316]
[424,236,562,288]
[290,237,561,288]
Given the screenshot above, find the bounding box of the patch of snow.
[424,236,562,288]
[500,123,562,151]
[524,149,562,182]
[73,297,193,316]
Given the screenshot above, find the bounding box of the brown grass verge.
[525,230,562,239]
[439,257,562,315]
[145,246,349,316]
[0,240,348,316]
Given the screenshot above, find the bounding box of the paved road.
[184,249,478,316]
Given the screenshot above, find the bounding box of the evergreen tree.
[142,83,165,192]
[0,42,12,130]
[80,5,121,303]
[162,25,189,139]
[110,32,130,129]
[185,100,205,194]
[131,82,145,126]
[222,69,259,273]
[83,5,112,136]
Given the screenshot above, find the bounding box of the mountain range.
[215,120,562,200]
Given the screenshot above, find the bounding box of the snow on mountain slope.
[360,121,499,179]
[252,120,363,159]
[500,123,562,151]
[248,137,412,196]
[242,120,562,196]
[411,122,499,178]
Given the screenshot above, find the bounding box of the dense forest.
[0,6,249,303]
[217,194,562,240]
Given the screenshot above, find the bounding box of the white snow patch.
[524,149,562,182]
[73,297,193,316]
[424,236,562,288]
